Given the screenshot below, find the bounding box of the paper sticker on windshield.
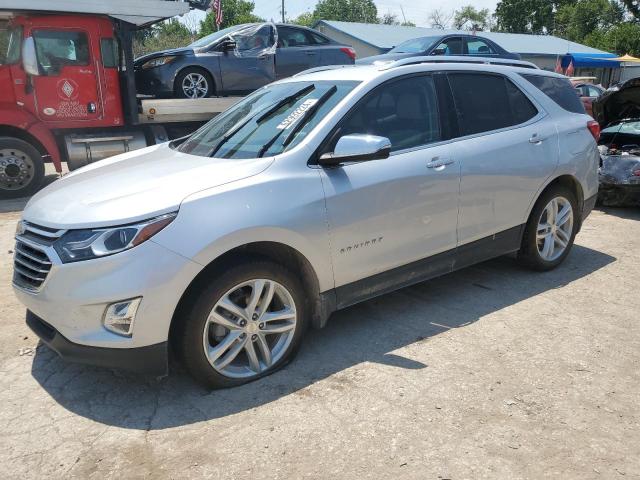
[276,99,318,130]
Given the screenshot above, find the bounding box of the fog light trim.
[103,297,142,337]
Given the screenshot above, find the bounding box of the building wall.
[314,24,383,59]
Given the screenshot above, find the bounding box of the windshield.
[390,36,440,54]
[177,80,359,159]
[189,25,249,48]
[602,120,640,135]
[3,26,23,65]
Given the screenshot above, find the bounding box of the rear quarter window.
[522,74,585,114]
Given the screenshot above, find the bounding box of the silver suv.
[13,59,600,388]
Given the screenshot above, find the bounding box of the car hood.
[356,52,416,65]
[23,143,274,229]
[135,47,194,65]
[593,78,640,126]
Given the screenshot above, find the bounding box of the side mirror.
[22,37,40,76]
[431,47,447,56]
[219,39,237,52]
[318,134,391,167]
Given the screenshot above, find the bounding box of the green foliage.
[290,12,317,27]
[378,12,415,26]
[134,19,196,58]
[453,5,492,31]
[555,0,624,42]
[312,0,378,23]
[494,0,566,34]
[586,21,640,55]
[621,0,640,18]
[0,29,8,64]
[198,0,264,37]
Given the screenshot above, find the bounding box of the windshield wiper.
[281,85,337,147]
[255,84,315,124]
[257,85,338,158]
[206,84,316,158]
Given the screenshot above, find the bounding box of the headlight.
[53,213,176,263]
[141,56,176,70]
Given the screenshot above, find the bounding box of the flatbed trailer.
[0,0,244,198]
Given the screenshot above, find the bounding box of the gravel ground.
[0,178,638,479]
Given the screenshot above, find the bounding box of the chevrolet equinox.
[14,59,600,388]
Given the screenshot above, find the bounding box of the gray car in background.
[135,23,356,98]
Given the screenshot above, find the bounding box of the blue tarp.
[562,52,620,69]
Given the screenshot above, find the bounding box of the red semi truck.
[0,0,239,198]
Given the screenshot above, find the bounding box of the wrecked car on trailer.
[592,79,640,206]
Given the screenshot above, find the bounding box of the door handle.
[427,157,454,169]
[529,133,545,144]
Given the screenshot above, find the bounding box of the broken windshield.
[177,80,359,159]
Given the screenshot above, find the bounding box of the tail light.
[587,120,601,141]
[340,47,356,61]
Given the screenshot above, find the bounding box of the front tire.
[175,68,214,99]
[177,260,308,389]
[518,185,579,271]
[0,137,45,199]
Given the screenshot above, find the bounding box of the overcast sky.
[186,1,501,28]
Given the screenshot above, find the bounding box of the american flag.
[212,0,223,28]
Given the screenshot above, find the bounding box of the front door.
[218,24,276,93]
[30,28,102,122]
[318,75,460,301]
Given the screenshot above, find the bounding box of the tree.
[494,0,566,34]
[290,12,317,27]
[621,0,640,19]
[378,11,415,26]
[453,5,491,31]
[428,8,453,29]
[555,0,624,43]
[313,0,378,24]
[198,0,264,37]
[134,19,196,57]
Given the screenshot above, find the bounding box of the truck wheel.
[175,68,213,99]
[518,185,579,271]
[0,137,45,199]
[176,260,308,389]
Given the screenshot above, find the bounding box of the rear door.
[30,28,102,122]
[446,72,558,243]
[275,26,319,79]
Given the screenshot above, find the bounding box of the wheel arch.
[0,123,62,172]
[528,174,585,225]
[169,241,331,351]
[174,64,217,96]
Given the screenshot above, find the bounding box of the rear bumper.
[26,310,168,376]
[582,193,597,221]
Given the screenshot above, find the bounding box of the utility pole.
[281,0,285,23]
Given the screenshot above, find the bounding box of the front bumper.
[135,66,176,96]
[27,310,168,375]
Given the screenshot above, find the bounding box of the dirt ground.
[0,173,639,479]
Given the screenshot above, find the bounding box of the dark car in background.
[572,79,605,117]
[135,23,356,98]
[357,34,519,65]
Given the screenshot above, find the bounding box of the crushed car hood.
[593,78,640,126]
[23,143,274,229]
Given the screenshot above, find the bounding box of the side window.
[467,39,494,55]
[587,86,601,97]
[521,74,586,114]
[277,27,312,47]
[337,76,441,153]
[309,31,330,45]
[434,37,463,55]
[100,38,118,68]
[33,30,89,76]
[448,73,537,136]
[235,25,272,52]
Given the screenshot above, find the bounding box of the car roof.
[286,57,561,84]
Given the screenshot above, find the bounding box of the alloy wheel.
[182,73,209,99]
[0,148,35,191]
[202,279,297,379]
[536,196,574,262]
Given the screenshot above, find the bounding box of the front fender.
[0,105,62,172]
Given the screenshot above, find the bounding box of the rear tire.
[0,137,45,199]
[174,68,214,99]
[518,185,579,271]
[176,260,308,389]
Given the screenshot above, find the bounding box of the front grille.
[13,222,65,292]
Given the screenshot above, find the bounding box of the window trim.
[443,71,546,143]
[311,73,449,165]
